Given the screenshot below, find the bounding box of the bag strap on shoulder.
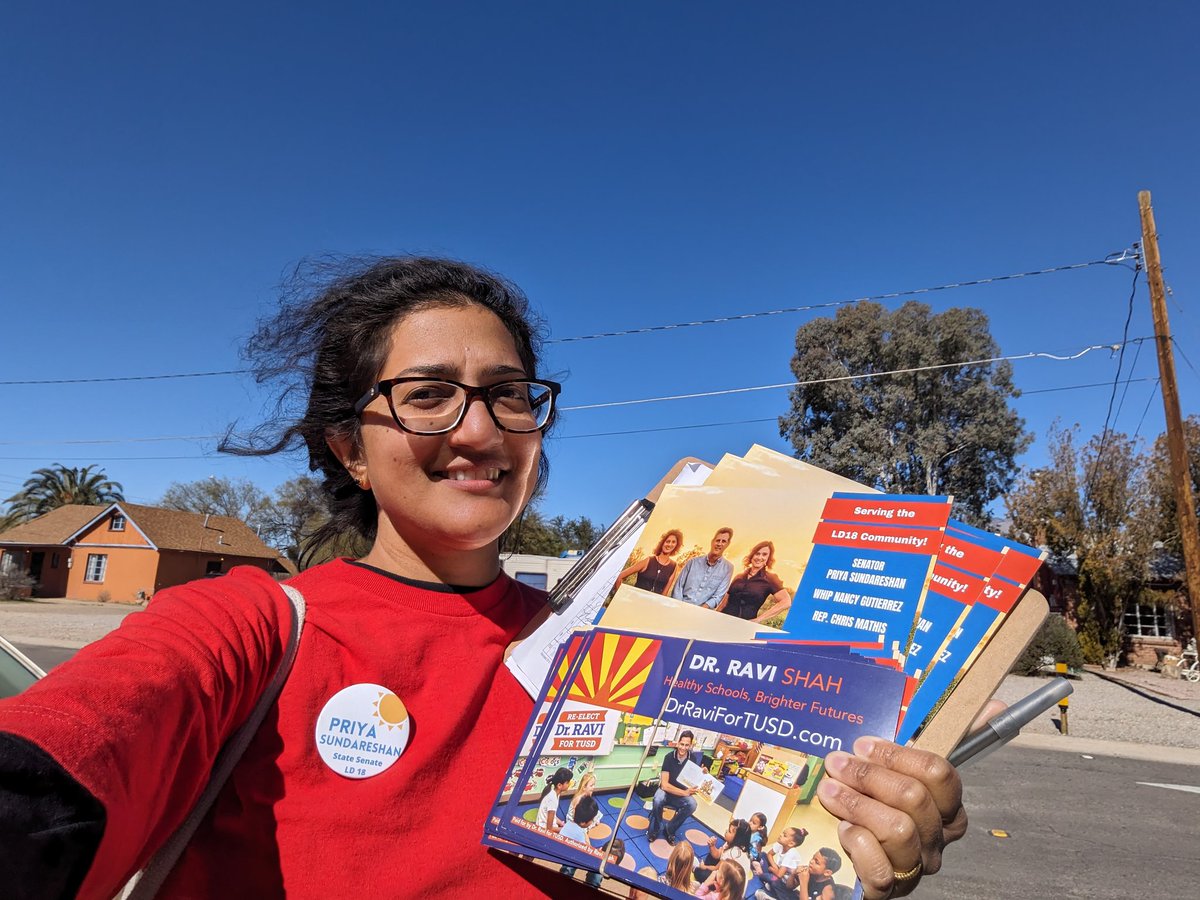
[120,583,306,899]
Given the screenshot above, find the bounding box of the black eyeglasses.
[353,377,561,435]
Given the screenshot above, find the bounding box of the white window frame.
[1124,603,1173,639]
[84,553,108,583]
[109,514,126,532]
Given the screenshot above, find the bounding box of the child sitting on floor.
[659,840,697,894]
[559,795,602,884]
[752,826,808,890]
[695,858,747,900]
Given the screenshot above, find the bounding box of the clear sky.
[2,2,1197,530]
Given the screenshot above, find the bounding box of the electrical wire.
[1081,262,1141,505]
[544,249,1139,344]
[0,249,1139,385]
[0,371,1163,458]
[559,338,1152,412]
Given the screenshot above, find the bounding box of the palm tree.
[3,464,125,524]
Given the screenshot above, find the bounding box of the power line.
[1172,335,1200,382]
[0,340,1157,454]
[0,370,1164,458]
[544,249,1139,344]
[1082,261,1141,505]
[0,370,247,387]
[0,249,1139,386]
[1133,379,1162,440]
[559,338,1153,412]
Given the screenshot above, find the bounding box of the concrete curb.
[1009,732,1200,766]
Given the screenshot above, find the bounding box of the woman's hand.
[817,737,966,899]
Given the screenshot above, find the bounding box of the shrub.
[1011,614,1085,675]
[0,569,36,600]
[97,590,112,604]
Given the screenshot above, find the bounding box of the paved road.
[20,644,74,671]
[919,745,1199,899]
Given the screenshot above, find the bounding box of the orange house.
[0,503,296,603]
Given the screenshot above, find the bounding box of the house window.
[1124,604,1173,639]
[205,560,223,576]
[109,514,126,532]
[514,572,548,590]
[84,554,108,583]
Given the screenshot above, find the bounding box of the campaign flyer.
[771,494,950,661]
[897,536,1045,743]
[486,630,907,898]
[612,640,907,900]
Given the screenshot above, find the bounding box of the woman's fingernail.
[825,751,851,774]
[854,736,880,757]
[817,778,840,800]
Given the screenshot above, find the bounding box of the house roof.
[0,505,108,545]
[1,502,287,564]
[107,503,284,561]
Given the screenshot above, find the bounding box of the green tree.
[1006,425,1156,663]
[779,301,1030,524]
[3,464,124,523]
[500,507,605,556]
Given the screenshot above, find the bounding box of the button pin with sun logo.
[314,683,411,779]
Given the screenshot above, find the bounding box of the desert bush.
[0,569,36,600]
[1011,614,1085,675]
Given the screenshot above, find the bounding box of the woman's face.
[662,534,679,555]
[347,304,542,564]
[750,546,770,569]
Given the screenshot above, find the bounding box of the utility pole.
[1138,190,1200,645]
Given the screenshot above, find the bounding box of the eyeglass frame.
[352,376,562,435]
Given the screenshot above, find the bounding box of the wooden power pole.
[1138,190,1200,645]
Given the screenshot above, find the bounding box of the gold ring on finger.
[892,860,923,884]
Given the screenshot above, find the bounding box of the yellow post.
[1055,662,1070,735]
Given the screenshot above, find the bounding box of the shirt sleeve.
[0,731,105,900]
[0,566,292,899]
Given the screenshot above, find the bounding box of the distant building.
[1029,549,1189,667]
[0,502,295,603]
[500,553,582,592]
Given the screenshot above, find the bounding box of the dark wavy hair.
[653,529,684,556]
[221,256,551,564]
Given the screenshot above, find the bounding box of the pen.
[947,677,1073,768]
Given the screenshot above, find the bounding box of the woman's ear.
[327,430,370,491]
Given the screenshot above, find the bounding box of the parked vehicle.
[0,634,44,699]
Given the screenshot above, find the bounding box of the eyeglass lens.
[390,380,552,433]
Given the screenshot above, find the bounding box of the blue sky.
[2,2,1197,529]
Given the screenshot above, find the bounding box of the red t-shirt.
[0,560,595,898]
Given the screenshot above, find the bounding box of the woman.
[0,257,971,900]
[615,529,683,596]
[716,540,792,623]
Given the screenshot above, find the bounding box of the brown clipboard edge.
[910,588,1050,758]
[503,458,714,661]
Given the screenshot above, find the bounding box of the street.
[919,745,1199,899]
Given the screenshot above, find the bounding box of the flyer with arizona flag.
[485,628,907,898]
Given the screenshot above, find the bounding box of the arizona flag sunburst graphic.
[567,633,661,712]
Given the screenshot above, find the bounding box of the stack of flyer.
[487,445,1045,899]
